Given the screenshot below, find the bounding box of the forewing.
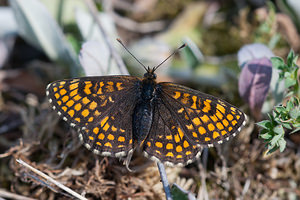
[46,76,141,157]
[159,82,246,146]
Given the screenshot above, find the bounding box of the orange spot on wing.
[82,97,90,105]
[155,142,163,148]
[198,126,206,135]
[93,127,99,134]
[200,115,209,123]
[178,127,184,138]
[68,110,74,117]
[106,81,114,92]
[84,82,92,95]
[107,134,114,140]
[166,152,174,157]
[192,118,201,126]
[202,100,211,112]
[94,110,101,117]
[70,89,78,97]
[208,123,215,131]
[104,142,112,148]
[69,82,79,90]
[74,103,82,111]
[216,122,224,130]
[62,106,67,112]
[89,101,97,110]
[66,100,74,107]
[73,94,81,101]
[213,131,220,139]
[217,104,226,114]
[97,82,104,94]
[116,82,124,90]
[223,119,229,127]
[183,140,190,148]
[88,117,94,122]
[75,118,80,122]
[111,126,117,132]
[176,145,182,152]
[98,133,105,140]
[216,110,223,119]
[81,109,89,117]
[166,143,173,149]
[89,136,94,140]
[191,96,197,109]
[173,91,181,99]
[103,124,110,131]
[227,114,234,121]
[62,95,69,102]
[100,116,109,127]
[60,89,67,96]
[118,136,125,142]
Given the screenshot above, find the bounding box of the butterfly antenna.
[117,38,147,71]
[153,43,186,71]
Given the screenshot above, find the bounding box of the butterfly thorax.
[132,70,158,147]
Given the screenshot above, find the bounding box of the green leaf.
[282,122,293,129]
[293,55,299,66]
[290,108,300,120]
[257,120,272,129]
[273,125,284,135]
[260,132,273,140]
[287,50,295,66]
[271,57,285,70]
[284,71,291,78]
[171,184,190,200]
[270,134,282,146]
[267,146,279,154]
[275,106,285,113]
[9,0,82,77]
[285,77,297,88]
[286,100,294,111]
[278,138,287,152]
[290,127,300,134]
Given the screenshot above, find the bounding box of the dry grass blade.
[0,189,37,200]
[16,159,88,200]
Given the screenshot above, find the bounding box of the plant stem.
[157,162,173,200]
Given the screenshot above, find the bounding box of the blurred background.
[0,0,299,199]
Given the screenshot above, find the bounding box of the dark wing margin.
[46,76,141,157]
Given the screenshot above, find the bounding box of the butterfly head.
[143,67,157,80]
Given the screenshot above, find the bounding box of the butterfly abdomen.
[132,78,157,145]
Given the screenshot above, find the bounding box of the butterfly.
[46,42,246,167]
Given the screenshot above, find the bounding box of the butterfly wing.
[46,76,141,157]
[143,82,246,166]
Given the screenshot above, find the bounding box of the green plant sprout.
[258,50,300,154]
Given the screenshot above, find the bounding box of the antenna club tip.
[179,43,187,49]
[116,38,122,43]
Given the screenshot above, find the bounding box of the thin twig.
[110,11,166,33]
[103,0,167,33]
[198,148,209,200]
[157,162,173,200]
[84,0,129,75]
[16,159,88,200]
[0,188,36,200]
